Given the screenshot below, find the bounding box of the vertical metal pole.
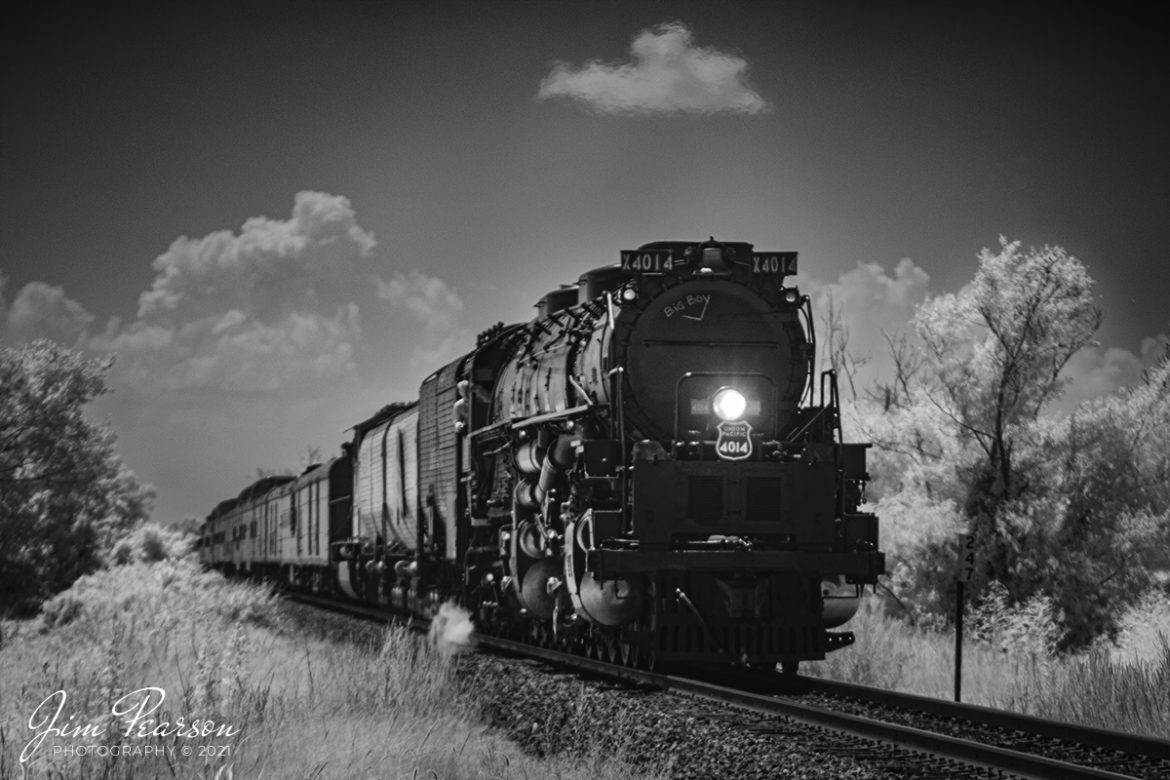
[954,580,964,703]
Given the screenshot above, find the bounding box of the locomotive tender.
[200,238,884,671]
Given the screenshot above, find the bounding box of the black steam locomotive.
[200,238,884,671]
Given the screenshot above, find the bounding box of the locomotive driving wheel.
[618,639,642,668]
[601,633,619,664]
[531,622,550,648]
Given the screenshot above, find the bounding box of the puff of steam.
[428,602,476,656]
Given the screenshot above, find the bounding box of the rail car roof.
[351,401,417,437]
[236,475,295,502]
[206,497,239,522]
[291,455,350,490]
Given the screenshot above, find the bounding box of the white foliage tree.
[912,237,1102,504]
[850,240,1170,647]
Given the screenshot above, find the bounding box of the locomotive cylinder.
[515,520,545,559]
[514,479,540,511]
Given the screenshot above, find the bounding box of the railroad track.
[289,593,1170,779]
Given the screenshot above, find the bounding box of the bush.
[106,521,194,566]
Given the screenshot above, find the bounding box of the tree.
[820,289,868,403]
[1029,350,1170,648]
[860,239,1167,649]
[912,238,1102,506]
[0,340,152,615]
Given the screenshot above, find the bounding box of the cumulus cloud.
[136,190,376,323]
[805,258,1165,411]
[807,258,933,395]
[0,276,94,347]
[101,305,362,394]
[84,191,376,393]
[2,192,472,396]
[1055,334,1168,411]
[537,21,769,116]
[376,270,470,367]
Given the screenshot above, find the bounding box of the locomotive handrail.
[821,368,845,445]
[608,345,629,532]
[799,295,817,406]
[509,404,595,429]
[568,375,596,407]
[468,418,512,437]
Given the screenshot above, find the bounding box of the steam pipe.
[534,433,577,504]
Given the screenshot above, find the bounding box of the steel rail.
[794,674,1170,762]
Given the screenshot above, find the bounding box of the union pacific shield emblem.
[715,420,752,461]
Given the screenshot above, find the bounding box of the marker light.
[783,288,800,304]
[621,286,638,302]
[712,387,747,421]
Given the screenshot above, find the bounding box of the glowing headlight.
[712,387,747,421]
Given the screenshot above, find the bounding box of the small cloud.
[537,21,769,116]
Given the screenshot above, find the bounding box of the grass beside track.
[0,559,663,780]
[808,595,1170,739]
[3,559,1165,779]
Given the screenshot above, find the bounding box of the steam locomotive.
[200,238,884,671]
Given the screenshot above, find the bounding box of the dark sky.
[3,1,1168,522]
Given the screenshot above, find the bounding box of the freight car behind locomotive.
[200,238,884,672]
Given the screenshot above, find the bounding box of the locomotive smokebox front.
[618,274,810,444]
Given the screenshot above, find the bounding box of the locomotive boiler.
[201,238,884,672]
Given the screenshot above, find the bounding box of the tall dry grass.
[809,590,1170,739]
[0,559,661,780]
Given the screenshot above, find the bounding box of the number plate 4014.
[621,250,677,273]
[715,420,753,461]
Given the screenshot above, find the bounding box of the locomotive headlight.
[711,387,747,421]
